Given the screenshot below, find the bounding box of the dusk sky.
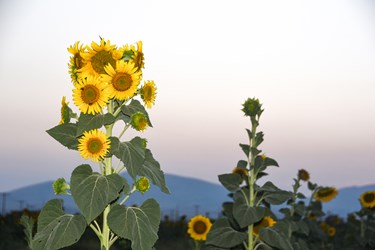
[0,0,374,193]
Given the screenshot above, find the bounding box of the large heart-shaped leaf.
[108,199,161,250]
[70,164,125,223]
[77,113,115,135]
[218,173,242,192]
[110,137,146,179]
[259,227,293,250]
[46,123,78,150]
[32,199,86,250]
[233,191,265,228]
[138,149,169,194]
[206,217,247,248]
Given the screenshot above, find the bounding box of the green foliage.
[46,123,78,150]
[77,113,116,135]
[32,199,86,250]
[139,149,170,194]
[206,218,247,248]
[70,164,126,223]
[207,98,292,250]
[108,199,161,250]
[121,99,152,127]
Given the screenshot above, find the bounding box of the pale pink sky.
[0,0,375,192]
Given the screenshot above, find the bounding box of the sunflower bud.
[242,98,262,117]
[52,178,70,195]
[131,112,148,131]
[298,169,310,182]
[136,177,150,194]
[59,96,71,124]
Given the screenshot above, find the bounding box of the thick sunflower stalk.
[206,98,293,250]
[30,38,169,250]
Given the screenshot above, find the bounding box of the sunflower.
[67,41,86,84]
[253,216,276,237]
[314,187,338,202]
[232,167,248,183]
[131,41,145,71]
[102,60,141,101]
[78,129,110,162]
[130,112,148,132]
[327,226,336,237]
[187,215,212,241]
[141,80,157,108]
[360,190,375,208]
[80,39,121,77]
[59,96,70,124]
[298,169,310,182]
[73,75,110,115]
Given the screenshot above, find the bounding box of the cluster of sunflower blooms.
[25,38,169,250]
[60,39,157,162]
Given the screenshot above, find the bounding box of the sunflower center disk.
[91,51,115,74]
[193,221,207,235]
[364,193,375,203]
[87,138,103,154]
[81,85,100,104]
[113,73,132,91]
[318,189,333,197]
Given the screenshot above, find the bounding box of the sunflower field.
[1,38,374,250]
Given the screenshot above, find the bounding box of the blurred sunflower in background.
[314,187,338,202]
[253,216,276,237]
[187,215,212,241]
[360,190,375,208]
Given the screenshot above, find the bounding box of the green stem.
[247,116,258,250]
[119,186,137,205]
[101,101,115,250]
[118,124,131,140]
[360,216,365,238]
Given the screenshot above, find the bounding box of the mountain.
[4,174,231,219]
[3,175,375,219]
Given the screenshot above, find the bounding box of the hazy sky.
[0,0,374,193]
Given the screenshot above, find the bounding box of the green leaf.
[32,199,86,250]
[110,137,146,179]
[239,143,250,156]
[254,131,264,147]
[77,113,115,135]
[46,123,78,150]
[139,149,170,194]
[20,215,34,249]
[259,227,293,250]
[264,191,292,205]
[206,217,247,248]
[218,173,242,192]
[70,164,125,223]
[108,199,161,250]
[237,160,247,168]
[233,191,265,228]
[121,99,152,127]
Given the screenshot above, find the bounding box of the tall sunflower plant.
[205,98,294,250]
[30,38,169,250]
